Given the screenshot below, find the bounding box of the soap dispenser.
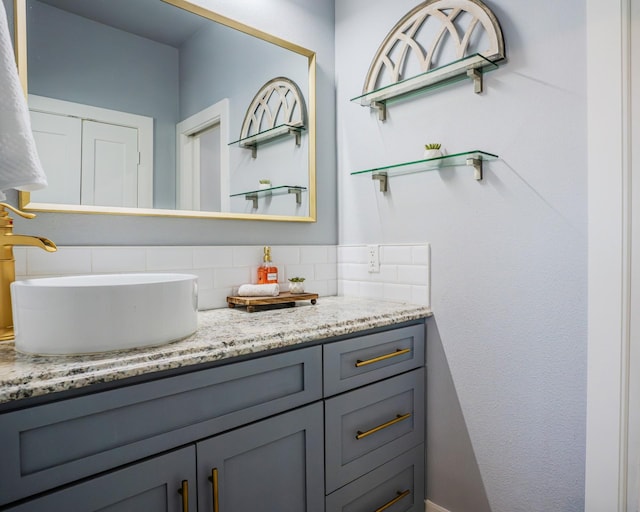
[258,246,278,284]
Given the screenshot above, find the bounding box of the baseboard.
[425,499,452,512]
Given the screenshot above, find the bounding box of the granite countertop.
[0,296,431,405]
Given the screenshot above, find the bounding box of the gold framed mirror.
[14,0,316,222]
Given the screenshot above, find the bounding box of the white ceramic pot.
[258,182,271,190]
[423,149,443,159]
[289,281,305,294]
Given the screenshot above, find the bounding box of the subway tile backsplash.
[15,243,430,310]
[337,243,431,308]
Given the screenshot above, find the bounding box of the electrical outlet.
[367,244,380,273]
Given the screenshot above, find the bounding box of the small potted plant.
[423,143,443,159]
[288,276,305,294]
[259,179,272,190]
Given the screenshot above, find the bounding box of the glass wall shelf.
[229,123,304,158]
[351,54,500,121]
[351,150,498,191]
[230,185,307,209]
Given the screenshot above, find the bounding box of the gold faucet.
[0,203,57,341]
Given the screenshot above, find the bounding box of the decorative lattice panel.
[240,77,307,139]
[363,0,505,94]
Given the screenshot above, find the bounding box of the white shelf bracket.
[466,68,483,94]
[246,193,259,209]
[372,101,387,121]
[288,188,303,204]
[289,129,302,146]
[467,157,483,180]
[372,172,388,192]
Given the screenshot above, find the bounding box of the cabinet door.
[3,446,196,512]
[197,402,324,512]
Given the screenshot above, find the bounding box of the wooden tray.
[227,292,318,312]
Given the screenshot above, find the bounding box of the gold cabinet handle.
[355,348,411,367]
[374,489,411,512]
[178,480,189,512]
[356,412,412,440]
[208,468,219,512]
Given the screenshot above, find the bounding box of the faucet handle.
[0,203,36,220]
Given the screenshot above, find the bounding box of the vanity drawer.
[324,368,425,493]
[0,346,322,507]
[323,324,424,397]
[325,445,425,512]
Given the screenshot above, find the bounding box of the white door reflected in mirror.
[29,94,154,208]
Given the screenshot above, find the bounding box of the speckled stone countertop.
[0,296,431,405]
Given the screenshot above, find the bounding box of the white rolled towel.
[0,3,48,201]
[237,283,280,297]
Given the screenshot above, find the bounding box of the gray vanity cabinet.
[0,320,426,512]
[197,402,324,512]
[4,445,197,511]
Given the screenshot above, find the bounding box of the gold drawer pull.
[178,480,189,512]
[374,489,411,512]
[208,468,219,512]
[356,412,412,440]
[355,348,411,367]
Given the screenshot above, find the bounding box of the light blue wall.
[179,21,307,127]
[336,0,587,510]
[26,0,179,208]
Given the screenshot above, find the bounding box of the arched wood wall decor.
[239,77,307,157]
[361,0,505,119]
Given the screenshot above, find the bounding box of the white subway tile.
[340,263,369,282]
[359,281,385,300]
[369,264,398,283]
[275,246,301,264]
[412,244,430,265]
[197,288,230,310]
[301,246,328,264]
[91,247,146,273]
[282,263,315,281]
[340,280,360,297]
[327,246,337,264]
[232,246,262,266]
[188,268,214,291]
[146,247,193,270]
[305,280,328,296]
[326,279,338,296]
[381,245,413,265]
[27,247,91,275]
[213,267,252,288]
[314,262,337,280]
[383,283,412,302]
[193,247,233,268]
[338,245,366,264]
[397,265,429,285]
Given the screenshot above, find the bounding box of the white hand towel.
[237,284,280,297]
[0,2,47,201]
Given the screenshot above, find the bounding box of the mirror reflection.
[20,0,315,220]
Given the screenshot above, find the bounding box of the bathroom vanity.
[0,297,430,511]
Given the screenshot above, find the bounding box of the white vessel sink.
[11,273,198,355]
